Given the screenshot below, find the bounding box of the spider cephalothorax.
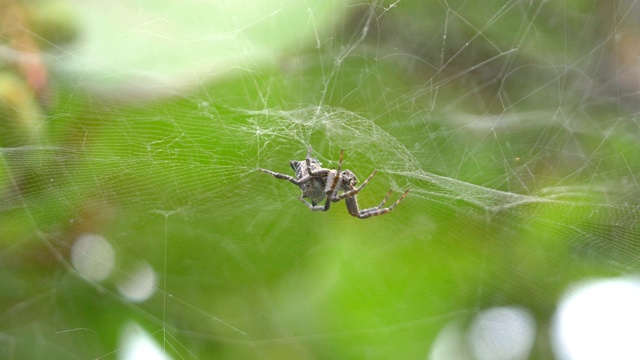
[260,147,409,219]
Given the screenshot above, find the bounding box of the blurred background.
[2,0,640,359]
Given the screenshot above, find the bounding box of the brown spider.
[259,148,409,219]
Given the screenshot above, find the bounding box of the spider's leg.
[305,148,329,177]
[298,197,331,211]
[325,150,344,198]
[259,168,297,182]
[374,188,393,208]
[259,168,312,185]
[309,167,330,177]
[387,189,410,210]
[344,195,362,218]
[333,170,378,201]
[371,189,409,212]
[356,189,410,219]
[325,171,342,200]
[307,167,331,179]
[323,196,332,211]
[305,147,313,172]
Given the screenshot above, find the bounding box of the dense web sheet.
[2,0,640,359]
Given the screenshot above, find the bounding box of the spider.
[259,147,409,219]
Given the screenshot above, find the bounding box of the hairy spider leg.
[318,174,334,211]
[298,197,328,211]
[346,189,410,219]
[305,147,313,174]
[325,149,344,200]
[332,170,378,202]
[304,147,330,178]
[366,189,410,218]
[336,149,344,172]
[375,188,394,208]
[259,168,313,185]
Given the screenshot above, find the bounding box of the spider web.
[2,0,640,359]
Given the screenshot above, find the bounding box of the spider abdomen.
[302,179,327,205]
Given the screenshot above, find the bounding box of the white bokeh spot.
[116,261,158,303]
[119,322,172,360]
[70,233,115,282]
[468,306,536,360]
[552,278,640,360]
